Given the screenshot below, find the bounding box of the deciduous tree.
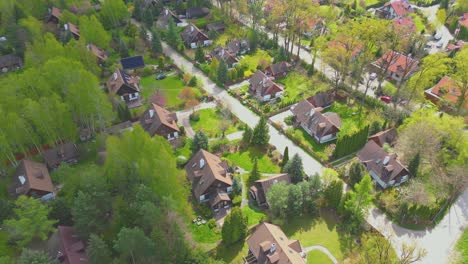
[87,234,113,264]
[113,227,156,264]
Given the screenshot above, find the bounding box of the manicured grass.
[241,205,267,227]
[456,228,468,263]
[277,73,329,103]
[174,138,192,159]
[307,250,334,264]
[364,0,380,5]
[190,108,241,138]
[238,50,272,77]
[224,147,281,173]
[286,127,332,161]
[282,210,347,262]
[140,74,192,109]
[189,223,221,244]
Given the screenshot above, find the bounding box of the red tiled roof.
[425,76,468,109]
[460,13,468,27]
[385,0,414,17]
[392,17,416,34]
[375,50,418,75]
[57,226,89,264]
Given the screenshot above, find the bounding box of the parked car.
[435,41,443,48]
[155,73,166,80]
[434,32,442,41]
[379,96,392,104]
[369,72,377,81]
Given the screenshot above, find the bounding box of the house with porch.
[181,24,211,48]
[210,46,239,69]
[14,160,54,200]
[249,70,284,102]
[377,0,414,19]
[107,68,142,108]
[372,50,419,84]
[42,142,79,169]
[265,61,292,79]
[424,75,468,113]
[357,140,409,189]
[249,174,290,208]
[139,103,180,140]
[292,99,342,144]
[49,226,89,264]
[245,222,306,264]
[185,149,233,211]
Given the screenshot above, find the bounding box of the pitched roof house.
[249,70,284,102]
[226,38,250,55]
[372,50,419,84]
[186,7,210,19]
[392,17,417,35]
[368,128,397,147]
[245,222,306,264]
[107,68,142,108]
[211,46,239,68]
[185,149,233,210]
[42,142,79,169]
[157,8,182,29]
[424,76,468,111]
[249,174,290,208]
[51,226,89,264]
[139,103,179,140]
[0,54,22,73]
[65,22,80,40]
[265,61,292,79]
[14,160,54,199]
[181,24,211,48]
[306,90,335,109]
[378,0,414,19]
[292,99,342,144]
[357,140,409,189]
[47,7,62,24]
[87,43,108,63]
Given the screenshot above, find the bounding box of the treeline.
[333,125,369,159]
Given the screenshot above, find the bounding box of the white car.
[435,41,443,48]
[369,72,377,81]
[434,32,442,41]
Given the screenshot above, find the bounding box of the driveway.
[269,109,294,128]
[162,42,324,176]
[416,4,454,50]
[366,190,468,264]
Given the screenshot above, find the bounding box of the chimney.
[309,108,315,116]
[165,9,169,15]
[383,156,390,165]
[200,158,205,168]
[149,109,154,118]
[191,25,194,32]
[270,243,276,254]
[113,72,118,80]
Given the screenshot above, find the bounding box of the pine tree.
[283,154,304,183]
[248,158,260,186]
[281,147,289,168]
[87,234,113,264]
[242,126,253,144]
[324,180,343,209]
[151,29,163,54]
[221,207,247,245]
[252,117,270,146]
[349,160,365,185]
[217,60,228,84]
[191,131,209,153]
[18,249,55,264]
[408,152,420,177]
[195,46,205,63]
[167,19,183,50]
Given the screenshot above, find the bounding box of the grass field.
[190,108,241,138]
[238,50,272,77]
[224,147,280,173]
[140,74,193,109]
[277,73,330,103]
[456,228,468,264]
[307,250,334,264]
[189,223,221,244]
[241,205,267,227]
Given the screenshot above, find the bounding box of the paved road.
[417,4,454,51]
[176,102,217,138]
[226,131,243,141]
[162,42,324,176]
[367,190,468,264]
[303,245,338,264]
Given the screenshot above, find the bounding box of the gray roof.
[292,99,341,139]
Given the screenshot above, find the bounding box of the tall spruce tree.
[252,117,270,146]
[191,131,209,153]
[248,158,260,186]
[217,60,228,84]
[283,154,304,183]
[195,46,205,63]
[281,147,289,168]
[151,29,163,54]
[221,207,247,245]
[408,152,421,177]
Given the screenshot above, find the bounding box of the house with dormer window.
[14,160,54,199]
[249,70,284,102]
[107,68,142,108]
[139,103,179,140]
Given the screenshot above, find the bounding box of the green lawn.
[286,127,332,161]
[307,250,334,264]
[215,24,248,46]
[456,228,468,263]
[140,74,194,109]
[238,50,272,77]
[277,73,330,103]
[189,223,221,244]
[241,205,267,227]
[282,210,347,262]
[224,147,280,173]
[190,108,241,138]
[174,138,192,159]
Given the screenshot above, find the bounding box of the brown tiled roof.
[87,43,108,62]
[16,160,54,195]
[67,22,80,37]
[265,61,291,76]
[185,149,232,198]
[51,7,62,18]
[181,24,209,45]
[292,99,341,139]
[107,68,140,95]
[210,190,231,206]
[368,128,397,147]
[211,46,239,66]
[357,140,409,184]
[249,70,284,97]
[139,103,179,137]
[250,174,290,206]
[306,90,335,109]
[57,226,89,264]
[247,222,305,264]
[42,142,79,169]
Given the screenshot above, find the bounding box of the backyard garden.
[190,108,243,138]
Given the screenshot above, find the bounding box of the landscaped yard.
[189,222,221,244]
[215,24,248,46]
[241,204,267,227]
[285,127,332,161]
[277,72,329,104]
[238,49,272,77]
[224,147,281,173]
[190,108,242,138]
[307,250,334,264]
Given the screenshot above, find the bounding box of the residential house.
[65,22,80,40]
[377,0,414,19]
[306,90,335,109]
[207,22,225,33]
[47,7,62,24]
[424,76,468,112]
[211,46,239,68]
[446,40,467,53]
[157,8,183,29]
[186,7,210,19]
[357,140,409,189]
[249,70,284,102]
[14,160,54,199]
[292,99,342,143]
[245,222,306,264]
[227,38,250,55]
[181,24,211,48]
[42,142,79,169]
[106,68,142,108]
[392,17,417,36]
[0,54,22,73]
[265,61,292,79]
[49,226,89,264]
[249,174,290,208]
[368,128,397,147]
[139,103,180,140]
[459,13,468,28]
[184,149,233,211]
[372,50,419,84]
[87,43,108,64]
[120,56,145,70]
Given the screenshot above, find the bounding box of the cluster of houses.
[248,61,292,102]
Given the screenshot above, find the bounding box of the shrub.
[141,66,154,77]
[188,76,197,87]
[207,219,217,229]
[189,112,200,121]
[284,116,295,126]
[176,156,188,167]
[232,195,242,207]
[179,126,185,135]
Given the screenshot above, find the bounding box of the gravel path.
[303,245,338,264]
